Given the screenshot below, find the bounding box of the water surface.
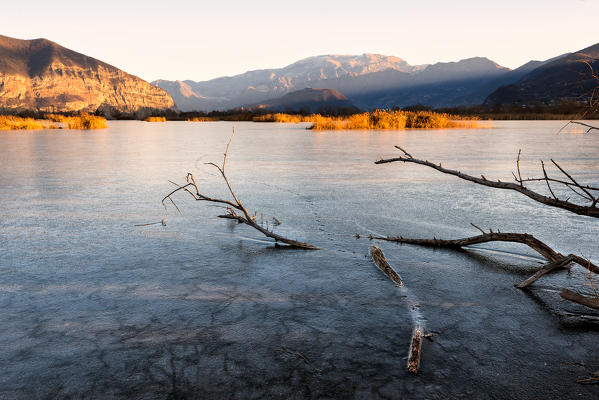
[1,121,598,399]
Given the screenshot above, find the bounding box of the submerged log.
[560,289,599,310]
[370,246,403,286]
[408,327,423,374]
[369,245,423,374]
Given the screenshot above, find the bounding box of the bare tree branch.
[369,227,599,310]
[371,231,559,263]
[163,129,319,250]
[560,289,599,310]
[563,121,599,133]
[370,230,598,275]
[375,149,599,218]
[515,256,574,288]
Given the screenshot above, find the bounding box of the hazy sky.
[3,0,598,82]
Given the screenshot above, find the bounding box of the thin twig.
[541,161,558,200]
[516,149,523,188]
[551,159,595,202]
[470,223,486,235]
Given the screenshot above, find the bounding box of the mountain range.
[485,43,599,106]
[0,34,597,116]
[0,35,175,115]
[154,43,598,112]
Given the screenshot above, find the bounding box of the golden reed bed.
[246,111,480,129]
[307,110,480,130]
[0,114,107,130]
[144,116,167,122]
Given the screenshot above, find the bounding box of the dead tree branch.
[560,289,599,310]
[577,370,599,385]
[375,147,599,218]
[562,121,599,133]
[163,130,319,250]
[515,256,574,288]
[369,227,599,309]
[370,229,598,275]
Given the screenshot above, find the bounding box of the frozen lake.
[1,120,598,399]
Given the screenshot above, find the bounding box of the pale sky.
[3,0,598,82]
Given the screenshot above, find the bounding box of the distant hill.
[0,35,175,115]
[250,88,359,114]
[347,57,511,108]
[485,43,598,106]
[153,54,536,111]
[153,54,424,111]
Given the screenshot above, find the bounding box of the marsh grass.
[252,113,311,123]
[308,110,480,130]
[188,116,219,122]
[0,115,54,130]
[144,116,167,122]
[47,113,108,129]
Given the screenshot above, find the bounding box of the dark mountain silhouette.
[485,43,598,106]
[250,88,359,113]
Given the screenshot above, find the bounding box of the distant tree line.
[1,100,596,121]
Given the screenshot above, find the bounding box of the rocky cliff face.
[0,35,175,114]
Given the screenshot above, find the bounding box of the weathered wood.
[369,246,425,374]
[372,232,562,263]
[370,231,599,275]
[560,289,599,310]
[577,370,599,385]
[515,256,573,288]
[407,327,422,374]
[369,246,403,286]
[163,129,319,250]
[375,148,599,218]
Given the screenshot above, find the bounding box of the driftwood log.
[560,289,599,310]
[369,246,423,374]
[407,327,422,374]
[375,147,599,218]
[370,246,403,286]
[370,226,599,309]
[163,130,319,250]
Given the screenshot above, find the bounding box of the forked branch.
[162,130,319,250]
[375,147,599,217]
[369,227,599,308]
